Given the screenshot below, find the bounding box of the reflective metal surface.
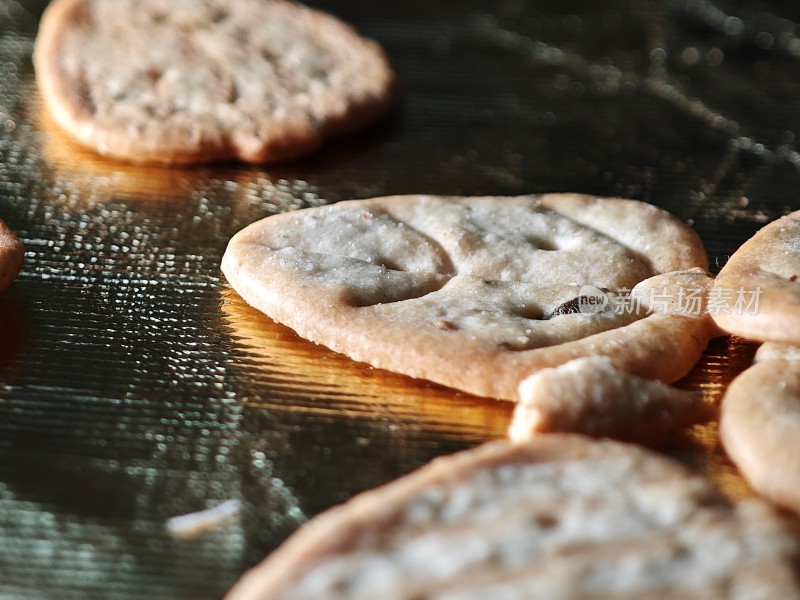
[1,0,798,597]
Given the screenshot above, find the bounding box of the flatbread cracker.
[712,210,800,343]
[225,435,800,600]
[0,219,24,293]
[721,358,800,515]
[34,0,395,164]
[510,356,712,444]
[222,194,713,400]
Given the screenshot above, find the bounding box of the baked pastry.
[720,357,800,515]
[711,210,800,344]
[510,356,712,444]
[222,194,714,400]
[34,0,396,164]
[225,435,800,599]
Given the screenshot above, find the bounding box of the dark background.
[0,0,797,597]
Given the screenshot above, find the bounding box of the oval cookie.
[222,194,714,400]
[0,219,24,292]
[34,0,396,164]
[721,358,800,514]
[225,435,800,600]
[712,210,800,344]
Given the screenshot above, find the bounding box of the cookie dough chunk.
[510,356,712,444]
[711,210,800,344]
[222,194,713,400]
[721,358,800,515]
[0,219,24,292]
[225,435,800,600]
[34,0,396,164]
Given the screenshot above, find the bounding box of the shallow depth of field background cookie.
[3,0,800,598]
[33,0,396,164]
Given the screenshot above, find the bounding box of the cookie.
[225,435,800,600]
[720,358,800,514]
[755,341,800,363]
[33,0,395,164]
[711,210,800,343]
[0,219,24,293]
[222,194,714,401]
[510,356,712,444]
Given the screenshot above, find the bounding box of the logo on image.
[578,285,610,314]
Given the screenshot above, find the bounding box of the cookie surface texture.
[721,358,800,514]
[711,210,800,343]
[510,356,711,444]
[0,219,24,293]
[224,435,800,600]
[222,194,713,401]
[755,342,800,363]
[34,0,396,164]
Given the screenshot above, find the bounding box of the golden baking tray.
[1,0,796,597]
